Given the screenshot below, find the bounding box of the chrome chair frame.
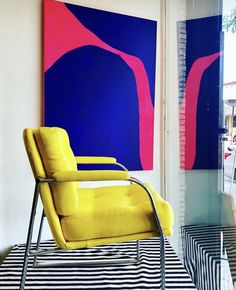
[19,176,165,290]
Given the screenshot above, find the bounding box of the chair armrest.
[75,156,117,164]
[52,170,130,182]
[75,156,129,172]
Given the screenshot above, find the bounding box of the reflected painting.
[178,15,223,170]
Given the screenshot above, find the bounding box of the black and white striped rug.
[0,238,196,289]
[182,224,236,290]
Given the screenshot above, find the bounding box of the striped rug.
[182,225,236,290]
[0,238,196,289]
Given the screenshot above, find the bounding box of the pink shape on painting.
[43,0,154,170]
[180,51,223,170]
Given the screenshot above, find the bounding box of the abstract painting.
[178,15,223,170]
[43,0,157,170]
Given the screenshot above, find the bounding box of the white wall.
[164,0,186,255]
[0,0,164,259]
[0,0,42,259]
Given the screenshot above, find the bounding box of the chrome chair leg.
[129,177,166,290]
[136,239,140,262]
[19,179,40,290]
[33,210,45,267]
[160,235,165,290]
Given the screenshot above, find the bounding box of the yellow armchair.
[20,127,174,290]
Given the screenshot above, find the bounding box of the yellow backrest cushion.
[35,127,78,216]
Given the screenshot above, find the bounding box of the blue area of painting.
[65,3,157,106]
[185,15,222,169]
[45,46,142,170]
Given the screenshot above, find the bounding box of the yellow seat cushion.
[61,184,174,242]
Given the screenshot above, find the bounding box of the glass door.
[223,0,236,196]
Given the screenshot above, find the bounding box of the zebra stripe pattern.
[0,238,196,289]
[182,225,236,290]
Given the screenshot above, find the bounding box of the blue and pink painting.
[178,15,223,170]
[43,0,157,170]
